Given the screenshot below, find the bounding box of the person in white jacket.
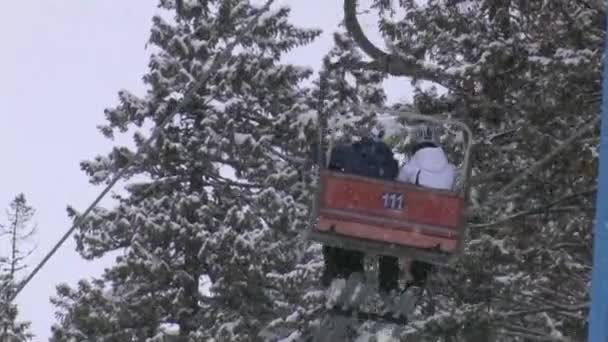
[398,124,456,293]
[398,125,456,191]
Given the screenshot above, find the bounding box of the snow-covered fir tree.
[49,3,390,335]
[0,194,36,342]
[337,0,603,340]
[50,1,322,341]
[313,30,386,144]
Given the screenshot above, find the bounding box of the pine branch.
[202,169,262,189]
[499,303,587,320]
[260,143,307,167]
[471,187,597,228]
[494,322,571,342]
[478,115,600,212]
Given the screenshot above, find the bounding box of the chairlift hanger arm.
[342,0,449,87]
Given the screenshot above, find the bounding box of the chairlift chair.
[309,110,474,266]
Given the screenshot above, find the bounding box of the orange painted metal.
[320,171,464,227]
[316,170,465,253]
[318,217,458,252]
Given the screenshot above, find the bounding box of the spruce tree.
[0,194,36,342]
[51,1,321,341]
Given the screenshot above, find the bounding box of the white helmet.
[412,124,441,145]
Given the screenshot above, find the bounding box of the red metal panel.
[318,217,458,252]
[320,171,464,228]
[319,208,458,239]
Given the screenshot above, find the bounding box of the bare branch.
[260,143,307,166]
[499,302,587,320]
[205,173,264,189]
[494,322,571,341]
[471,207,591,228]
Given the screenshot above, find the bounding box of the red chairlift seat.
[309,111,473,266]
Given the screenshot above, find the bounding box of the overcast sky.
[0,1,410,340]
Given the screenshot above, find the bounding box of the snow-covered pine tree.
[0,194,36,342]
[50,1,323,341]
[340,0,603,340]
[314,30,386,145]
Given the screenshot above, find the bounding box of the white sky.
[0,1,412,340]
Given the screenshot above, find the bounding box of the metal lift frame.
[308,108,474,266]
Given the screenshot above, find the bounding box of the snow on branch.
[471,187,597,228]
[477,115,600,213]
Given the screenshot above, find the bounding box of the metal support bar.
[308,230,454,266]
[587,10,608,341]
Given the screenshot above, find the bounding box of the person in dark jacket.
[312,135,401,294]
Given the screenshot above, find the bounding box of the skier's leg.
[384,259,431,318]
[408,260,433,288]
[321,245,340,287]
[378,255,403,315]
[378,255,400,294]
[322,246,364,287]
[339,248,364,279]
[325,249,366,310]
